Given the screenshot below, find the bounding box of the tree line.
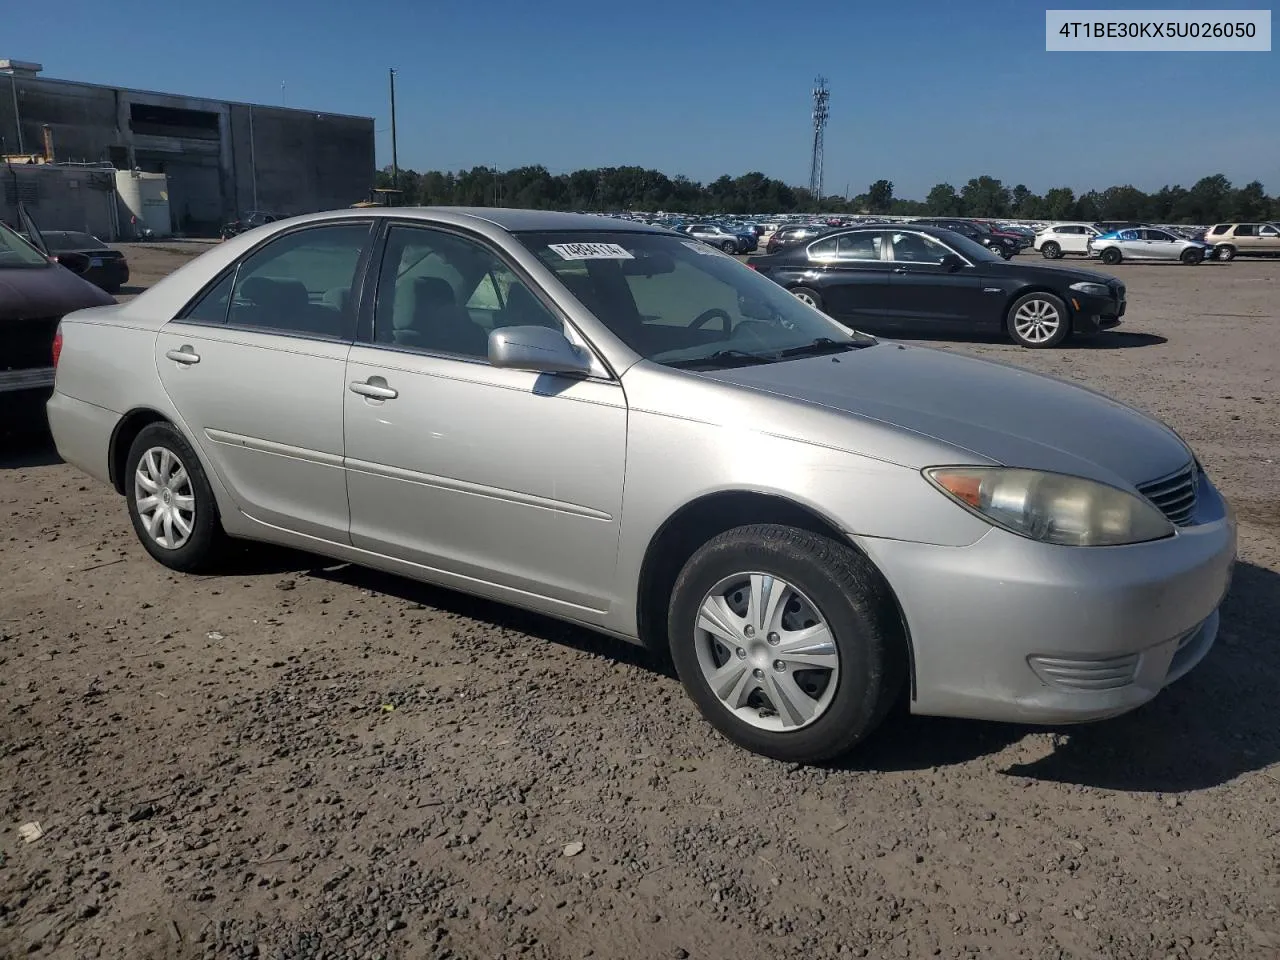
[374,166,1277,224]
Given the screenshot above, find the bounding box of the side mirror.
[488,325,593,377]
[55,252,92,274]
[939,253,966,272]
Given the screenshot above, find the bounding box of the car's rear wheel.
[1180,247,1204,265]
[721,240,737,253]
[1215,244,1236,262]
[668,524,906,763]
[125,422,227,573]
[1041,241,1061,259]
[1007,291,1070,348]
[1100,247,1122,265]
[789,286,824,312]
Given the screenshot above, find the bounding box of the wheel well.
[108,409,171,494]
[635,491,914,694]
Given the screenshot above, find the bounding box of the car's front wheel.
[1041,241,1061,259]
[1007,291,1070,348]
[721,240,737,253]
[1215,244,1236,262]
[668,524,906,763]
[1180,247,1204,265]
[125,422,227,573]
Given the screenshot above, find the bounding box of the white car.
[1035,223,1102,259]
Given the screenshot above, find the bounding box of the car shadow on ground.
[115,285,148,296]
[845,559,1279,793]
[304,553,1277,793]
[894,330,1168,350]
[0,429,62,468]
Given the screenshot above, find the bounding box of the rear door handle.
[892,267,909,274]
[349,378,398,400]
[165,346,200,365]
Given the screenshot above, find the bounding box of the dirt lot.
[2,244,1278,960]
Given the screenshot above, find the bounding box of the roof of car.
[426,208,666,233]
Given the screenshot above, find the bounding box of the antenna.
[808,77,830,204]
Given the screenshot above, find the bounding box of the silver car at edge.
[46,208,1237,763]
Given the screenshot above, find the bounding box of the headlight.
[1069,281,1111,297]
[925,467,1175,546]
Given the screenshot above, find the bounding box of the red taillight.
[52,324,63,368]
[746,263,757,271]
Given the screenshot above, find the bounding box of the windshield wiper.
[666,348,775,369]
[776,337,873,358]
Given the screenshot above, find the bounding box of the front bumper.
[1070,289,1125,332]
[853,474,1236,725]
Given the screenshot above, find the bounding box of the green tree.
[866,179,894,214]
[1041,187,1076,220]
[1231,180,1269,220]
[925,183,963,216]
[1182,174,1233,223]
[960,176,1010,217]
[1010,184,1032,213]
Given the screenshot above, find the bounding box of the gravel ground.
[2,245,1278,960]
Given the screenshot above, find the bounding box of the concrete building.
[1,59,375,236]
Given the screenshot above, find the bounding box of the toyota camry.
[46,209,1235,763]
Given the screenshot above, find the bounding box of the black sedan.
[747,225,1126,348]
[22,230,130,293]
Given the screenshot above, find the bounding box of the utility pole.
[808,77,830,205]
[389,68,399,188]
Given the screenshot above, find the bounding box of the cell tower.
[808,77,830,202]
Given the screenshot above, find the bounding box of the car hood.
[978,259,1119,286]
[702,343,1190,488]
[0,265,115,321]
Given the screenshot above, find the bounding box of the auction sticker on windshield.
[548,242,634,260]
[681,241,732,258]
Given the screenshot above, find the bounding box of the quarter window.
[224,223,370,339]
[1260,225,1279,237]
[182,271,235,324]
[372,225,560,360]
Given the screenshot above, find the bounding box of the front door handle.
[892,266,909,274]
[349,377,398,400]
[165,346,200,365]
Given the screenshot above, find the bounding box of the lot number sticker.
[548,242,635,260]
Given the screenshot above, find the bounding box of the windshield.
[934,230,1003,263]
[45,231,107,251]
[0,220,51,268]
[516,230,875,368]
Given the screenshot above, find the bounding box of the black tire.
[788,285,825,313]
[1180,247,1204,265]
[124,422,227,573]
[1100,247,1122,265]
[1215,244,1236,262]
[1006,291,1070,348]
[721,240,737,253]
[1041,241,1061,259]
[667,524,907,763]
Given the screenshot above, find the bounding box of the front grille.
[3,317,60,371]
[1138,462,1199,526]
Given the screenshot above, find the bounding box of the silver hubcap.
[792,290,818,307]
[1013,299,1061,343]
[694,573,839,731]
[134,446,195,549]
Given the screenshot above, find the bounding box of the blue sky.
[8,0,1277,198]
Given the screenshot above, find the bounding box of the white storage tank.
[115,170,173,238]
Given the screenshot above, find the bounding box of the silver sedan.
[47,209,1236,763]
[1089,227,1213,265]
